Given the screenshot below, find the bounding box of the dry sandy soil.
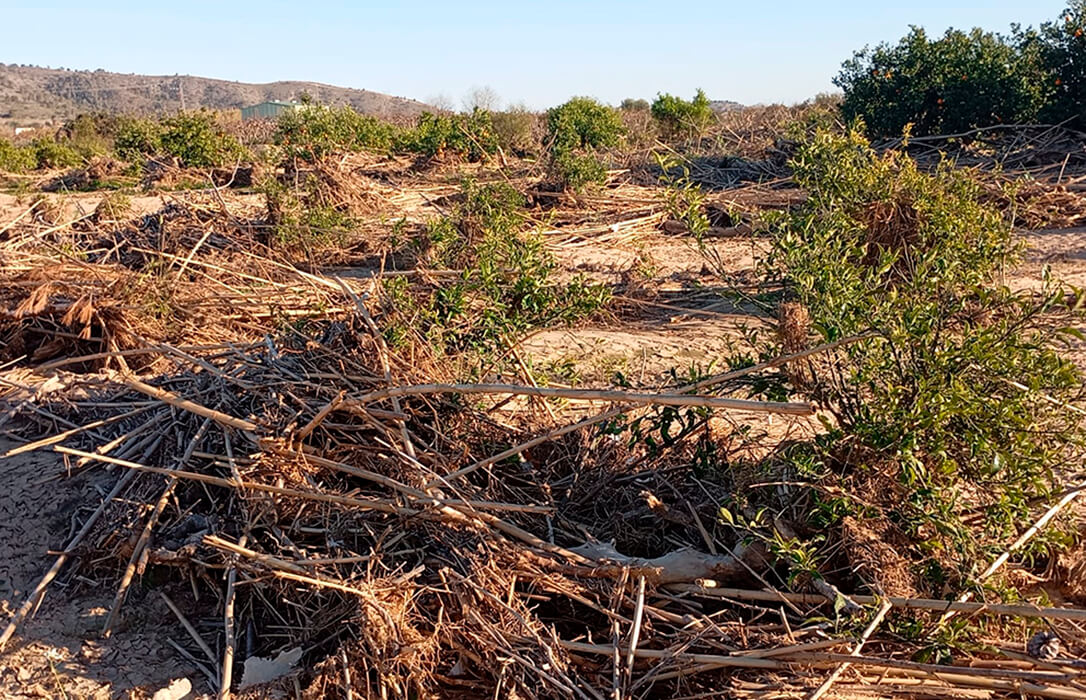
[0,440,198,699]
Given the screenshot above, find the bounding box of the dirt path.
[1014,227,1086,366]
[523,225,1086,381]
[1016,227,1086,290]
[0,192,167,224]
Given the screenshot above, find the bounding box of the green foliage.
[545,97,624,152]
[620,98,650,111]
[767,127,1085,578]
[398,109,498,161]
[274,105,399,160]
[718,505,824,586]
[400,112,455,158]
[113,112,246,167]
[836,26,1048,136]
[0,133,87,172]
[387,180,609,353]
[29,137,83,169]
[61,114,115,157]
[457,109,500,160]
[0,138,35,172]
[551,150,608,192]
[544,98,623,191]
[655,152,710,236]
[113,117,163,162]
[651,89,714,137]
[159,111,245,167]
[1036,2,1086,126]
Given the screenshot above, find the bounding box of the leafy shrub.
[389,180,609,352]
[0,138,35,172]
[546,97,624,151]
[1036,2,1086,126]
[544,98,623,191]
[61,114,115,157]
[424,180,526,269]
[620,98,650,111]
[398,109,498,161]
[41,114,119,164]
[30,137,83,169]
[651,89,714,137]
[159,111,245,167]
[114,117,163,162]
[767,127,1084,576]
[551,150,609,191]
[836,27,1047,136]
[655,153,710,236]
[275,105,398,160]
[399,112,456,157]
[454,108,501,160]
[0,136,85,171]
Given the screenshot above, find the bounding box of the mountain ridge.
[0,64,430,126]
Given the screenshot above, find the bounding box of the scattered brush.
[2,110,1086,700]
[979,174,1086,229]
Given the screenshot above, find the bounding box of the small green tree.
[767,126,1084,575]
[159,111,245,167]
[545,97,624,151]
[386,179,609,353]
[1036,1,1086,127]
[544,97,624,191]
[113,117,163,162]
[651,89,714,137]
[551,151,609,191]
[62,114,114,157]
[836,27,1048,136]
[275,105,398,160]
[0,138,35,172]
[30,137,83,169]
[398,108,498,161]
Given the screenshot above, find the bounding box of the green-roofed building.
[241,101,300,121]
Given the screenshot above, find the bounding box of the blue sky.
[1,1,1068,109]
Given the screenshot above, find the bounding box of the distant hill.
[709,100,744,112]
[0,64,430,127]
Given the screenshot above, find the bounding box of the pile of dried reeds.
[977,175,1086,230]
[3,300,1084,697]
[871,124,1086,230]
[0,194,351,370]
[883,124,1086,178]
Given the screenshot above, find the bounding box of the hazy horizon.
[3,0,1070,110]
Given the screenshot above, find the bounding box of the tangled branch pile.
[5,301,1082,698]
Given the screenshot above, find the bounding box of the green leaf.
[1056,326,1086,341]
